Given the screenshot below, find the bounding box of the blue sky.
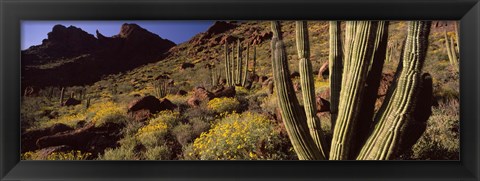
[21,20,215,50]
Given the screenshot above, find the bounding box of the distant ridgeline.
[21,23,176,88]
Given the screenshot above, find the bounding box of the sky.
[21,20,215,50]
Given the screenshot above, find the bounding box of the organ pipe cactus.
[153,79,168,98]
[444,30,459,71]
[271,21,432,160]
[296,21,328,158]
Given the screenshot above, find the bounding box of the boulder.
[318,62,329,80]
[192,86,214,101]
[127,96,177,122]
[64,98,81,106]
[187,97,200,107]
[316,95,330,112]
[290,71,300,79]
[176,90,188,96]
[21,123,74,152]
[36,122,124,157]
[181,62,195,69]
[212,86,236,98]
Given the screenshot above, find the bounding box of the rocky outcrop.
[22,23,176,88]
[64,98,81,106]
[212,86,236,98]
[127,96,177,122]
[22,123,74,152]
[35,122,124,156]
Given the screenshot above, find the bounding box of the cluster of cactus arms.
[444,22,459,71]
[153,79,168,98]
[271,21,432,160]
[223,38,253,87]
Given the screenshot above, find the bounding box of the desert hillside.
[21,21,459,160]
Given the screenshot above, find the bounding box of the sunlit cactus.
[357,21,432,160]
[271,21,325,160]
[296,21,328,158]
[270,21,432,160]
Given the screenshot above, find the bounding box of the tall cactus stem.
[328,21,343,132]
[357,21,432,160]
[330,21,378,160]
[296,21,328,158]
[59,87,65,106]
[242,44,249,87]
[271,21,325,160]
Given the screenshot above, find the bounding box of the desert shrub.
[172,118,211,148]
[235,86,250,96]
[409,99,460,160]
[144,145,172,160]
[98,135,140,160]
[88,102,128,127]
[190,117,211,138]
[136,120,169,148]
[207,97,240,113]
[244,91,269,113]
[260,93,278,115]
[172,123,193,147]
[22,150,92,160]
[190,112,295,160]
[136,110,181,147]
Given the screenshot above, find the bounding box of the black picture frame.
[1,0,479,180]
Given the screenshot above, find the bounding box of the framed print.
[1,0,479,180]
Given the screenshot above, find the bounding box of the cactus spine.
[357,21,432,160]
[271,21,325,160]
[328,21,343,132]
[296,21,328,158]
